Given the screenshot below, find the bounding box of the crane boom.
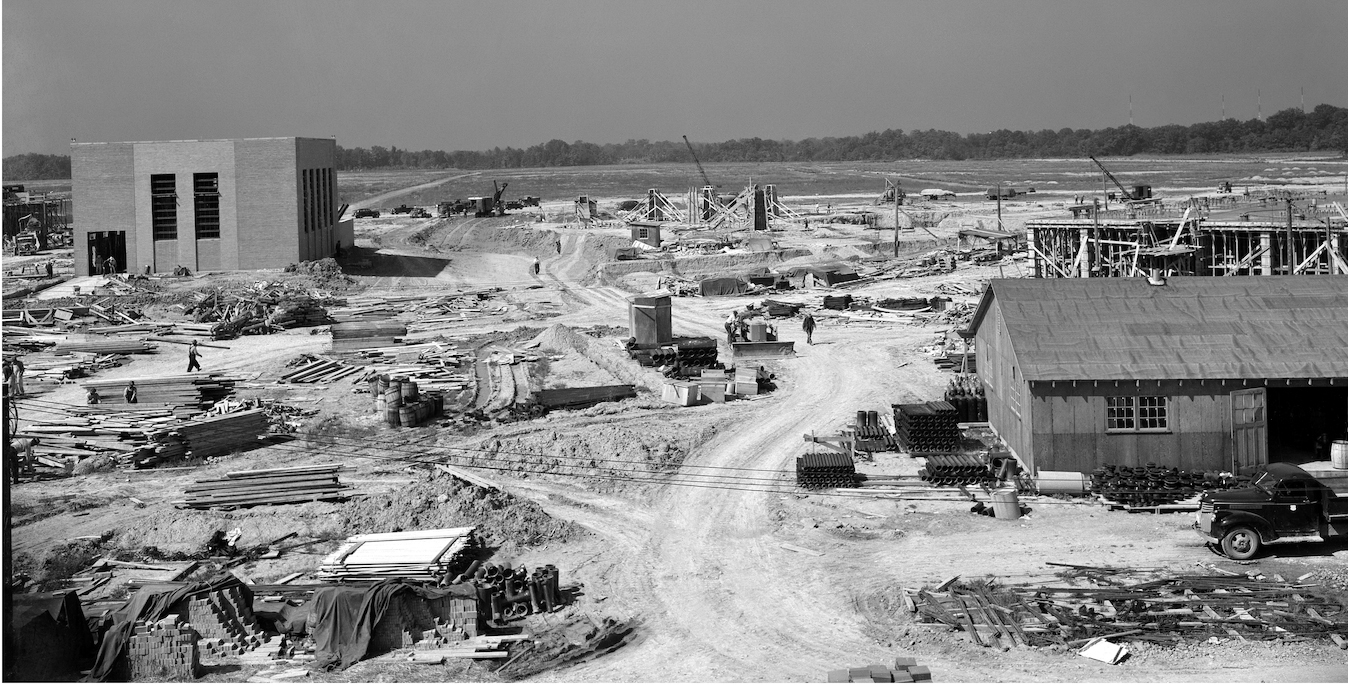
[1088,156,1137,201]
[683,135,714,188]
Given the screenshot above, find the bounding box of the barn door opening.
[1231,387,1267,474]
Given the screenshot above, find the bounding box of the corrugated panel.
[982,276,1348,381]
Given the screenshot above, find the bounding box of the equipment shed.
[965,276,1348,476]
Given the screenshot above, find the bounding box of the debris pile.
[185,283,334,339]
[893,401,960,453]
[176,464,352,509]
[906,567,1348,648]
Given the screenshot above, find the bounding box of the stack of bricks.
[125,615,200,681]
[826,657,932,683]
[370,594,483,656]
[186,586,267,660]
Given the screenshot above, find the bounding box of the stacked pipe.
[852,410,897,452]
[1090,463,1246,506]
[468,563,562,623]
[674,338,719,368]
[919,453,996,486]
[943,378,988,423]
[795,452,859,490]
[893,401,960,453]
[371,374,443,428]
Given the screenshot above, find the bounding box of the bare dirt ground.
[10,175,1348,683]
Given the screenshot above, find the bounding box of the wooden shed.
[965,276,1348,476]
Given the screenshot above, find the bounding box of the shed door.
[1231,387,1267,474]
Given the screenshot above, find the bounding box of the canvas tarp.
[311,579,476,670]
[12,591,96,681]
[698,277,747,297]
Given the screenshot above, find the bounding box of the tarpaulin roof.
[967,276,1348,382]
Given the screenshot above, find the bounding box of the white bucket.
[1332,440,1348,470]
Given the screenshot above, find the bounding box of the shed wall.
[974,298,1035,469]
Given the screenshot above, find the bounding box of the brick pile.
[369,594,482,656]
[186,586,267,659]
[126,615,200,681]
[826,656,932,683]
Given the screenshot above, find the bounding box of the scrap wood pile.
[15,352,132,382]
[176,463,352,509]
[18,404,192,468]
[914,301,977,327]
[83,373,238,407]
[328,293,434,321]
[184,282,335,339]
[278,355,366,384]
[352,342,476,394]
[905,566,1348,650]
[318,528,477,582]
[933,351,976,373]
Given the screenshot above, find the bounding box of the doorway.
[1267,386,1348,464]
[86,231,126,274]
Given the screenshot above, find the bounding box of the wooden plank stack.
[330,320,408,353]
[278,357,366,384]
[534,385,636,411]
[905,567,1348,649]
[176,464,352,509]
[145,409,270,461]
[317,528,477,582]
[82,373,238,408]
[54,339,159,355]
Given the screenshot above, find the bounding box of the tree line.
[7,105,1346,179]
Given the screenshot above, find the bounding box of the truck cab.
[1196,463,1348,559]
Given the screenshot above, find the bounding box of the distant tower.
[1301,87,1305,114]
[1129,95,1133,126]
[1258,89,1263,121]
[1221,94,1225,120]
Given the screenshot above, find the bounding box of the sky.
[3,0,1347,156]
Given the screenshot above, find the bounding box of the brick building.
[71,137,351,276]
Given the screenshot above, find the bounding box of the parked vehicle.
[391,204,414,215]
[354,208,380,219]
[409,207,431,218]
[1196,462,1348,560]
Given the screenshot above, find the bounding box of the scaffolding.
[1027,202,1348,278]
[619,188,687,223]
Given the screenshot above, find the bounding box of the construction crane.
[682,135,717,188]
[1088,156,1153,202]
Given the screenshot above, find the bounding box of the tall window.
[151,174,177,241]
[1107,396,1169,432]
[193,173,220,239]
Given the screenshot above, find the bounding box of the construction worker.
[87,387,101,405]
[187,340,203,373]
[802,312,816,345]
[10,356,24,397]
[724,311,738,344]
[556,239,562,254]
[104,255,117,275]
[532,257,541,275]
[124,380,138,404]
[10,437,37,482]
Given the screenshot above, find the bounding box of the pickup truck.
[1196,462,1348,560]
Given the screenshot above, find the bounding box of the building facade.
[71,137,343,276]
[967,276,1348,476]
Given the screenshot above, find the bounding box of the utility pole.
[1286,197,1294,275]
[3,393,15,679]
[893,189,900,257]
[996,182,1003,232]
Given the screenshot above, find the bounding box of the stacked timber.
[54,339,158,355]
[893,401,961,453]
[317,528,477,582]
[279,357,366,384]
[82,373,238,408]
[176,464,352,509]
[158,409,268,458]
[330,320,407,353]
[534,385,636,412]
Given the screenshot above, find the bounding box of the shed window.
[193,173,220,239]
[638,228,650,239]
[1107,395,1169,432]
[150,174,177,241]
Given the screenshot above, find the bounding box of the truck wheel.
[1220,526,1261,560]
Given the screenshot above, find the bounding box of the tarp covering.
[699,277,747,297]
[311,579,476,670]
[90,574,250,681]
[12,591,95,681]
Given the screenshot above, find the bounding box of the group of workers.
[723,310,816,345]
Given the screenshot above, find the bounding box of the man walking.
[532,257,541,275]
[11,356,25,397]
[187,340,203,373]
[124,381,138,404]
[802,312,816,345]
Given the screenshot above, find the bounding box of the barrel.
[401,378,418,403]
[384,384,402,409]
[991,488,1020,520]
[1035,470,1089,495]
[385,407,400,427]
[1332,440,1348,470]
[398,406,415,427]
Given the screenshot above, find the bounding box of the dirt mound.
[337,474,584,554]
[421,220,562,258]
[530,324,663,393]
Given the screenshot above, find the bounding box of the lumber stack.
[905,567,1348,649]
[148,408,269,460]
[534,385,636,411]
[176,464,352,509]
[279,357,366,384]
[330,320,408,353]
[53,339,159,355]
[82,373,237,407]
[317,528,477,582]
[893,401,960,453]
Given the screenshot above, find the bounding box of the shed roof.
[967,276,1348,381]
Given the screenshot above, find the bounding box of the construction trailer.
[70,137,345,276]
[1026,206,1348,279]
[965,276,1348,478]
[629,221,663,248]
